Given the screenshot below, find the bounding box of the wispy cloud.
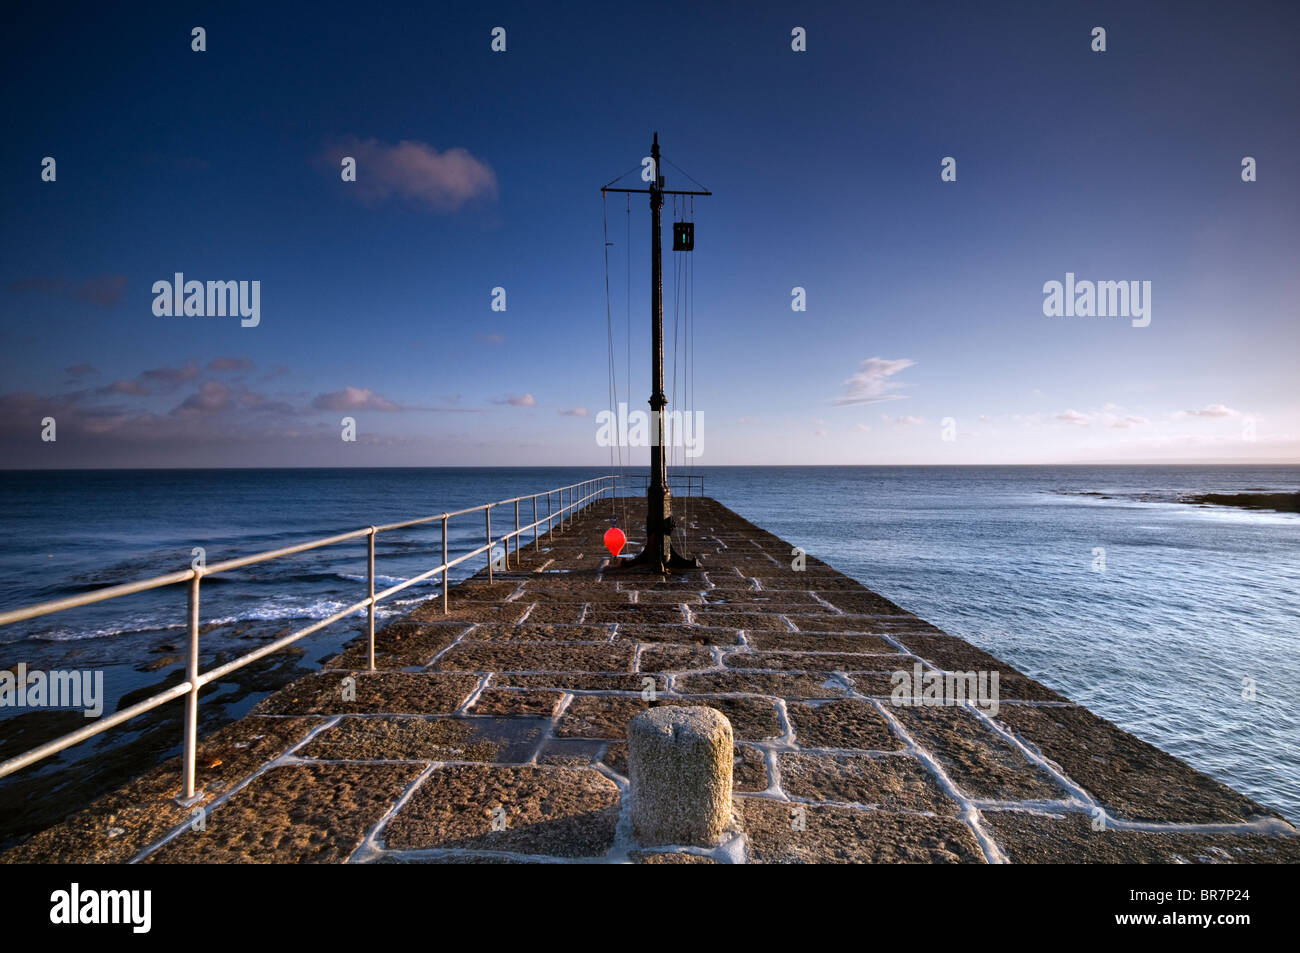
[1105,410,1149,428]
[881,414,924,426]
[174,380,234,414]
[100,379,150,397]
[238,391,295,414]
[1176,403,1240,418]
[307,385,481,414]
[141,362,201,390]
[1056,409,1090,426]
[311,386,401,412]
[832,357,915,406]
[208,357,255,372]
[259,364,290,383]
[495,393,536,407]
[1053,405,1151,428]
[8,275,128,308]
[0,363,480,466]
[558,407,588,416]
[328,137,497,211]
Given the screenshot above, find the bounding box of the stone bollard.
[628,705,733,846]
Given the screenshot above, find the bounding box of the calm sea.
[0,465,1296,837]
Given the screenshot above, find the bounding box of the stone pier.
[3,497,1297,864]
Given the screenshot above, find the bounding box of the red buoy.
[604,527,627,557]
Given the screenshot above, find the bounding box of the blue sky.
[2,0,1297,466]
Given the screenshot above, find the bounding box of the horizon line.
[2,461,1298,473]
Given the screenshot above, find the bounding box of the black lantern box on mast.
[672,221,694,251]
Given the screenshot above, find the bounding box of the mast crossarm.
[600,187,712,196]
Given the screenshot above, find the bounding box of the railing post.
[486,505,493,582]
[514,498,520,568]
[548,492,553,541]
[442,514,449,615]
[532,495,538,552]
[182,572,201,800]
[367,527,376,671]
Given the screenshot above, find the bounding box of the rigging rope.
[624,194,631,531]
[661,155,710,194]
[670,193,693,550]
[671,195,682,545]
[686,195,695,536]
[672,192,680,462]
[602,191,625,526]
[679,195,695,544]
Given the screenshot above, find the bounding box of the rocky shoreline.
[1180,492,1300,513]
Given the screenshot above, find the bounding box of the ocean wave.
[6,590,437,645]
[334,572,423,587]
[204,591,431,626]
[17,618,188,643]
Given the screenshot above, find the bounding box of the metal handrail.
[0,474,645,798]
[608,473,705,496]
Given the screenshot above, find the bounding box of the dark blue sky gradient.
[2,1,1296,465]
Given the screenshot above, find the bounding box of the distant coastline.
[1180,491,1300,514]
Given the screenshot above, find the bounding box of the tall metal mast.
[602,133,710,572]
